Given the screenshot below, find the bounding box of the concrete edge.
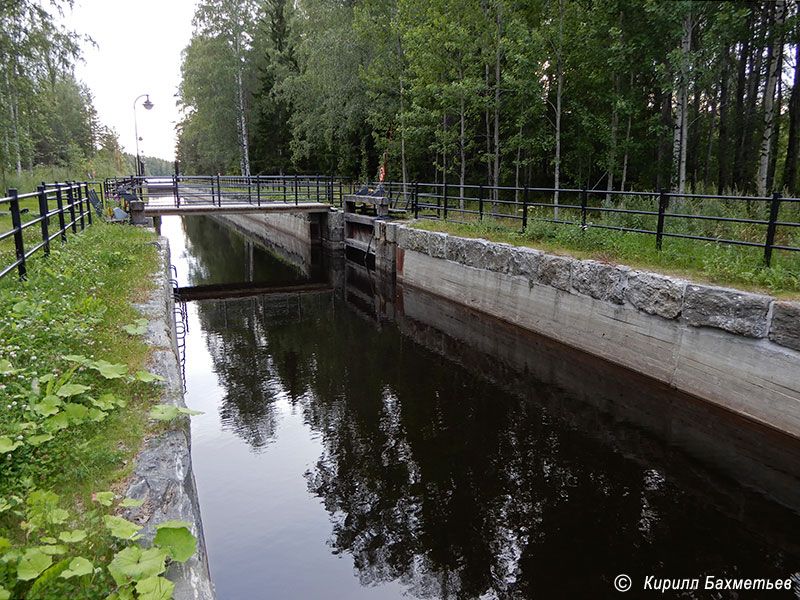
[125,237,216,600]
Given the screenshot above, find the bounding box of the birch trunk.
[553,0,564,218]
[717,48,730,194]
[620,73,633,192]
[607,71,620,203]
[236,66,251,177]
[459,57,466,210]
[704,92,716,187]
[757,0,786,196]
[400,80,408,198]
[493,1,502,206]
[672,11,691,195]
[4,70,22,177]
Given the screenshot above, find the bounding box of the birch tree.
[756,0,787,197]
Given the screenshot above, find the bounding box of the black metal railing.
[408,183,800,266]
[102,173,800,266]
[0,181,102,281]
[104,174,360,209]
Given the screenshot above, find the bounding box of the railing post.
[85,184,93,226]
[294,174,299,205]
[522,185,529,232]
[216,173,222,206]
[656,189,668,251]
[764,192,782,267]
[55,183,66,242]
[9,189,26,279]
[413,181,419,219]
[76,181,85,230]
[443,181,448,221]
[248,176,252,204]
[37,185,50,256]
[173,173,179,207]
[256,176,261,207]
[580,186,588,230]
[479,184,484,221]
[67,184,77,233]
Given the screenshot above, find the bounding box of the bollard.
[130,200,147,225]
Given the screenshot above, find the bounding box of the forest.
[0,0,168,192]
[176,0,800,198]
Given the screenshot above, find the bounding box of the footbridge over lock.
[106,175,410,273]
[108,175,337,222]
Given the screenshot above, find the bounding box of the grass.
[0,221,171,598]
[412,216,800,298]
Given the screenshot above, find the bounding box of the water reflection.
[175,215,800,599]
[189,291,800,599]
[181,216,309,286]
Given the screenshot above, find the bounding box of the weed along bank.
[0,219,214,599]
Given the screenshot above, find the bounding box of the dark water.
[162,215,800,599]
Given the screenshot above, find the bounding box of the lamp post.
[133,94,154,176]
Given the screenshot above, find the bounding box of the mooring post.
[129,200,147,225]
[9,189,26,279]
[764,192,782,267]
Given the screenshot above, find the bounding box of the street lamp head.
[143,96,154,110]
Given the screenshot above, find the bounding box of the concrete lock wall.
[127,239,215,600]
[392,224,800,440]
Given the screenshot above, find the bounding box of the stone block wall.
[392,223,800,439]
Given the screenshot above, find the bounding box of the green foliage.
[0,222,202,597]
[153,524,197,563]
[0,488,197,599]
[147,406,204,421]
[122,320,149,336]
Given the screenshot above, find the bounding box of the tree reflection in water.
[191,293,800,599]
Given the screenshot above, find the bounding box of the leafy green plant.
[0,489,197,600]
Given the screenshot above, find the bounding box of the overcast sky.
[62,0,199,162]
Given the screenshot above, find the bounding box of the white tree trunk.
[459,60,466,210]
[757,0,786,196]
[236,67,250,177]
[400,81,408,198]
[553,0,564,218]
[5,70,22,177]
[672,11,691,195]
[607,72,620,203]
[493,0,502,199]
